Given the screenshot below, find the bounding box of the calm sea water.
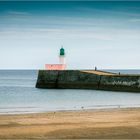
[0,70,140,114]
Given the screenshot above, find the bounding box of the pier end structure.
[36,70,140,92]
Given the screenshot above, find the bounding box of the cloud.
[7,11,30,16]
[0,27,140,42]
[0,28,112,41]
[0,13,137,31]
[129,18,140,22]
[76,7,140,18]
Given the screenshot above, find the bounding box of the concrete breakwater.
[36,70,140,92]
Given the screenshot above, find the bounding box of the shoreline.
[1,105,140,115]
[0,106,139,115]
[0,107,140,139]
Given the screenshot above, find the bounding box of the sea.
[0,70,140,114]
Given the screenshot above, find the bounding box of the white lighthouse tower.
[59,46,65,64]
[45,46,67,70]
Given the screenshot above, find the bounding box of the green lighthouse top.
[60,47,65,56]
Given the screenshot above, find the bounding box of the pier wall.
[36,70,140,92]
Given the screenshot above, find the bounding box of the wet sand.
[0,108,140,139]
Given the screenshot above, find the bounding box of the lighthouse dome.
[60,47,65,56]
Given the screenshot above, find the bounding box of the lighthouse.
[59,47,65,64]
[45,47,67,70]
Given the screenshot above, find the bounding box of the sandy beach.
[0,108,140,139]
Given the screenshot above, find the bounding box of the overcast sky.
[0,1,140,69]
